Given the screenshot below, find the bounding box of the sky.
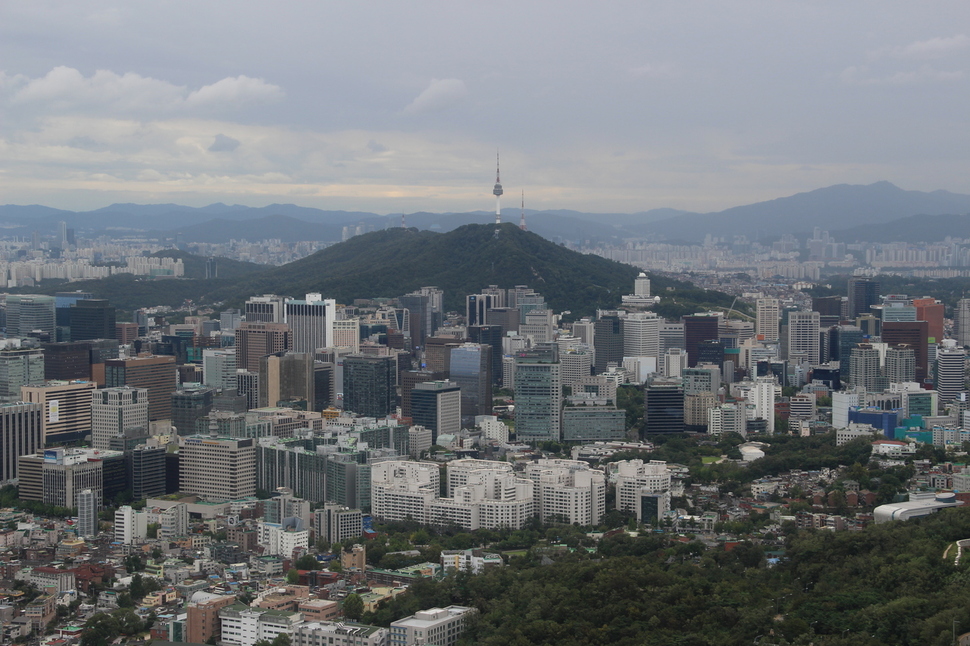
[1,2,969,215]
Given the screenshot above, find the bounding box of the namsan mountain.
[210,222,641,315]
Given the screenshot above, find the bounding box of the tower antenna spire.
[492,151,503,225]
[519,190,527,231]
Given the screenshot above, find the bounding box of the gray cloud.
[209,133,240,152]
[1,3,970,214]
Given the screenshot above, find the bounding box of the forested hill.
[16,227,746,319]
[366,506,970,646]
[209,223,640,315]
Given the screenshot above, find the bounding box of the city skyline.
[2,3,969,213]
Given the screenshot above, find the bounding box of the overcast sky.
[1,2,969,214]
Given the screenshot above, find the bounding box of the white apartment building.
[429,468,533,530]
[113,505,148,545]
[292,622,388,646]
[371,461,440,525]
[389,606,475,646]
[523,459,606,525]
[440,549,503,574]
[610,459,671,518]
[475,416,509,443]
[708,403,746,437]
[372,460,533,531]
[258,521,309,558]
[220,604,304,646]
[445,459,509,496]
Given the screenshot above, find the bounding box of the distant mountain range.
[3,181,970,244]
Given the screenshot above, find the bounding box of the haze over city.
[2,2,970,214]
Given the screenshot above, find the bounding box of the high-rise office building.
[622,312,661,359]
[936,347,966,403]
[756,298,780,342]
[400,370,447,419]
[21,380,97,445]
[313,503,363,545]
[400,287,443,349]
[235,322,291,372]
[19,447,116,508]
[91,386,149,450]
[786,310,820,363]
[0,348,44,403]
[885,345,916,384]
[285,293,336,353]
[203,348,237,390]
[522,309,556,343]
[410,381,461,443]
[913,297,945,343]
[41,342,90,381]
[882,321,929,383]
[55,291,93,332]
[314,361,335,411]
[659,323,685,356]
[69,300,116,341]
[258,352,314,409]
[332,318,360,351]
[466,294,496,327]
[847,277,880,319]
[245,295,285,323]
[220,308,243,333]
[683,314,720,367]
[449,343,492,421]
[467,325,503,386]
[105,355,177,420]
[77,489,97,538]
[0,402,43,483]
[812,295,845,327]
[171,385,215,436]
[643,380,684,435]
[256,438,328,503]
[593,314,623,374]
[957,299,970,348]
[6,295,56,339]
[560,347,594,390]
[833,325,865,382]
[180,435,256,502]
[129,444,166,500]
[850,344,882,393]
[514,343,562,442]
[342,355,395,418]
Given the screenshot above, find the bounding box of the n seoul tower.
[492,152,504,224]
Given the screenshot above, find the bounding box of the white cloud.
[870,34,970,61]
[841,63,963,85]
[404,78,468,114]
[186,75,283,108]
[5,66,282,114]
